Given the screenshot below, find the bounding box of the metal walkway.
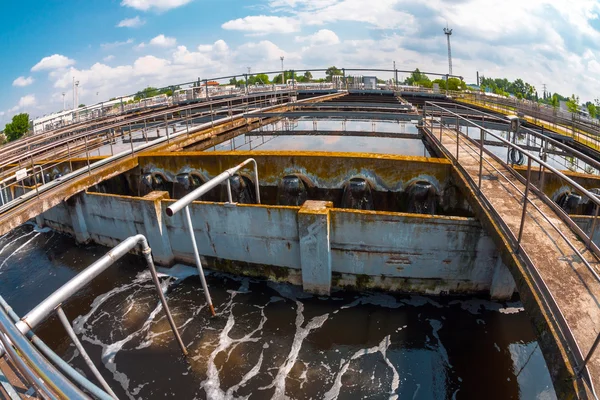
[423,103,600,398]
[0,92,346,237]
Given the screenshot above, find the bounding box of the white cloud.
[222,15,299,35]
[295,29,340,46]
[103,55,115,62]
[12,76,35,87]
[149,34,177,47]
[270,0,417,30]
[117,16,145,28]
[8,95,36,113]
[31,54,75,72]
[101,39,135,50]
[120,0,193,11]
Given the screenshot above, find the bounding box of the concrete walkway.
[426,121,600,397]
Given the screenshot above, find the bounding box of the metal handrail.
[427,101,600,174]
[0,305,88,399]
[424,102,600,395]
[0,295,113,400]
[1,234,188,399]
[0,90,303,218]
[166,158,261,317]
[458,92,600,148]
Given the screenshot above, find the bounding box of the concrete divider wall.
[40,191,516,298]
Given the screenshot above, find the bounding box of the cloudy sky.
[2,0,600,125]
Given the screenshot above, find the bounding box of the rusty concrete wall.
[329,210,501,294]
[137,151,453,192]
[40,190,515,298]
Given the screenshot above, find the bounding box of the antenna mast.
[443,26,453,76]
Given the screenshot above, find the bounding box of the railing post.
[29,155,40,200]
[588,202,600,249]
[55,306,118,399]
[66,140,74,173]
[129,123,135,157]
[456,116,460,160]
[84,135,91,176]
[439,110,442,141]
[517,157,533,252]
[540,138,548,193]
[479,126,484,191]
[183,205,216,316]
[579,332,600,376]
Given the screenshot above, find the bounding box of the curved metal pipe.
[0,305,87,399]
[16,235,187,357]
[0,295,113,400]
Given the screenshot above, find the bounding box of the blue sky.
[3,0,600,125]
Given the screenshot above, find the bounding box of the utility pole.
[75,81,80,108]
[542,83,547,99]
[72,77,75,111]
[280,56,285,85]
[443,25,453,76]
[62,92,66,111]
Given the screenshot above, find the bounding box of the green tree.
[405,68,431,85]
[587,103,597,118]
[4,113,30,142]
[325,66,342,82]
[253,74,270,84]
[78,104,86,108]
[550,93,560,115]
[273,70,297,84]
[303,71,313,81]
[566,94,580,113]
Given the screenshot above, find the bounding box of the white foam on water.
[156,264,199,281]
[260,301,329,399]
[72,271,166,399]
[199,282,269,400]
[323,335,399,400]
[428,319,452,368]
[0,230,35,257]
[499,306,525,314]
[0,232,40,270]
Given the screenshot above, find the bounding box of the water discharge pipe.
[166,158,261,317]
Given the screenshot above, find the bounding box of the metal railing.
[455,92,600,150]
[423,101,600,397]
[0,91,294,218]
[25,66,463,138]
[166,158,261,317]
[0,234,187,399]
[424,101,600,176]
[0,91,291,181]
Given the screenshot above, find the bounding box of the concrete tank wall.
[39,191,516,299]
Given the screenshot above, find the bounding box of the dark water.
[0,225,556,399]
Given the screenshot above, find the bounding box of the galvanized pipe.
[184,206,215,316]
[517,157,533,251]
[16,235,186,361]
[56,306,118,399]
[0,306,87,399]
[0,296,113,400]
[166,158,261,217]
